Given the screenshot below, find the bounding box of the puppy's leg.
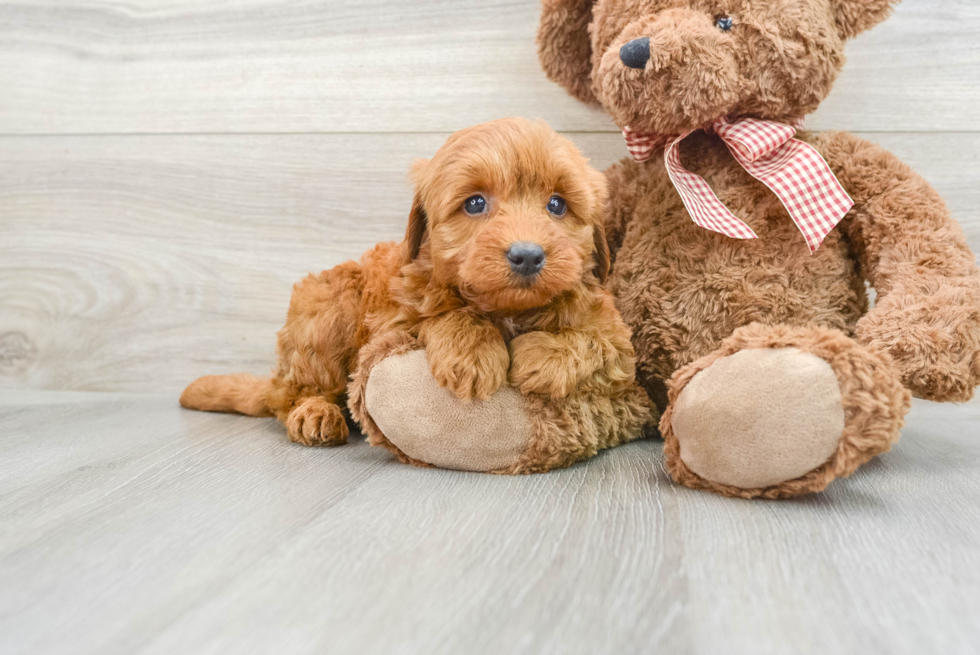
[268,262,363,446]
[417,309,509,402]
[509,293,635,399]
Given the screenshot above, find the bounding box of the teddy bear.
[527,0,980,497]
[356,0,980,497]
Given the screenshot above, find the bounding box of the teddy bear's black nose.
[619,37,650,69]
[506,242,546,277]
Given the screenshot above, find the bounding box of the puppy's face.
[404,118,609,314]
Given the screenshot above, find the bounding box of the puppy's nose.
[620,37,650,69]
[506,242,545,277]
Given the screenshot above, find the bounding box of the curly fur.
[182,118,652,465]
[661,323,911,499]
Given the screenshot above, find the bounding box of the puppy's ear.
[833,0,898,39]
[402,194,428,264]
[402,158,431,264]
[537,0,599,105]
[592,222,610,284]
[587,167,610,283]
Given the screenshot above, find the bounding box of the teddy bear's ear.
[537,0,599,105]
[833,0,899,39]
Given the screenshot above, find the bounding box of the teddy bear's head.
[538,0,897,134]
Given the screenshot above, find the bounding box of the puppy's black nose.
[620,37,650,69]
[506,242,545,277]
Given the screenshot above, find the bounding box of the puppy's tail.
[179,374,274,417]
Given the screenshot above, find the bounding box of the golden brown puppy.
[180,118,639,451]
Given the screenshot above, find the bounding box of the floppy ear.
[537,0,599,105]
[833,0,898,39]
[402,194,428,264]
[592,222,610,284]
[587,167,610,283]
[402,158,431,264]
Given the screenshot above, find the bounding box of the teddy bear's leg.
[346,331,653,473]
[661,323,911,499]
[361,349,535,471]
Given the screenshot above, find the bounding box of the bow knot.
[623,117,853,253]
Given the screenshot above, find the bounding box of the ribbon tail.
[726,137,853,254]
[663,134,758,241]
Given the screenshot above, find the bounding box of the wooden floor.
[2,0,980,653]
[0,392,978,655]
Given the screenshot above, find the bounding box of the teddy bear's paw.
[856,284,980,403]
[670,347,845,490]
[286,397,349,447]
[661,325,910,499]
[363,350,533,472]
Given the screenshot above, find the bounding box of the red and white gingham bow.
[623,117,853,253]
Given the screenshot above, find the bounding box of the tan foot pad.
[672,347,845,489]
[364,350,532,472]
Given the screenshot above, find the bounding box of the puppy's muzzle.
[506,242,546,278]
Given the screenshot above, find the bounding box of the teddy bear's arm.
[818,131,980,402]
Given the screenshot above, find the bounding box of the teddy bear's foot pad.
[364,350,533,472]
[671,347,845,489]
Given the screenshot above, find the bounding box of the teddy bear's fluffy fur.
[181,118,652,471]
[538,0,980,496]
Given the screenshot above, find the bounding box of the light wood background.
[1,0,979,393]
[2,2,980,654]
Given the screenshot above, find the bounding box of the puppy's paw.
[286,397,349,446]
[508,332,587,399]
[425,328,509,402]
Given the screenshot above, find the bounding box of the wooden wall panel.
[2,132,977,392]
[0,0,977,134]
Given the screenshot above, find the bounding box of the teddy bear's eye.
[463,195,487,215]
[715,15,734,32]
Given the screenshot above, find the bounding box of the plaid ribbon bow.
[623,117,853,253]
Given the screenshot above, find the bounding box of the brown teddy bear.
[534,0,980,497]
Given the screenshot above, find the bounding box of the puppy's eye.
[546,195,567,217]
[714,15,733,32]
[463,195,487,215]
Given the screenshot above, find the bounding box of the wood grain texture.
[0,391,977,655]
[0,0,978,135]
[2,132,978,393]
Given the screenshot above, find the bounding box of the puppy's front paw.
[425,327,509,402]
[508,332,587,399]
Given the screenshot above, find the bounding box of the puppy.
[181,118,638,448]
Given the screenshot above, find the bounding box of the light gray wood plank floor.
[1,391,978,655]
